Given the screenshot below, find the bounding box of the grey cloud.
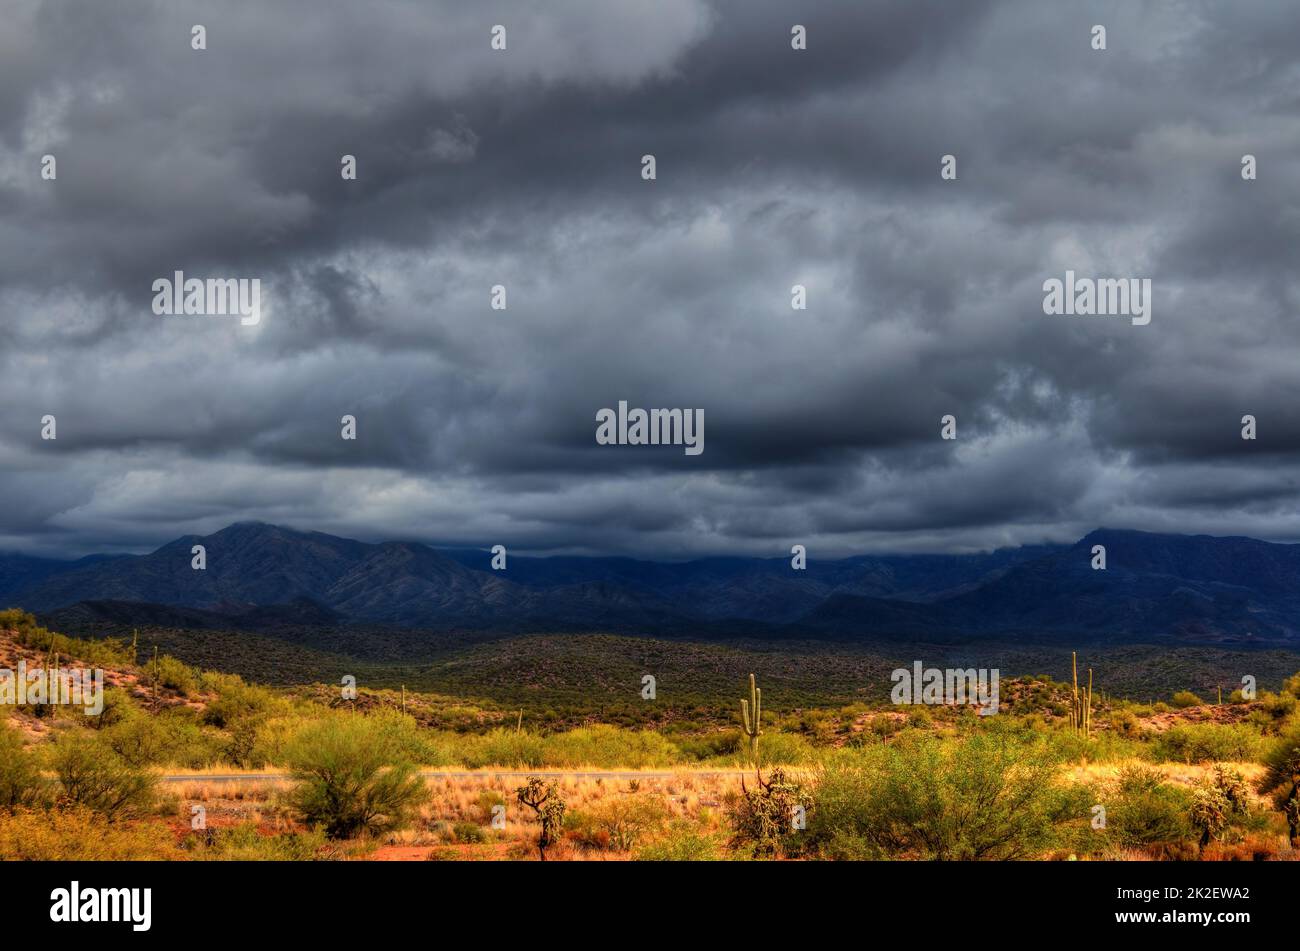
[2,0,1300,559]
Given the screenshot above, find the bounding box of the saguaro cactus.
[152,645,160,710]
[1086,667,1093,736]
[1069,652,1094,737]
[741,673,762,774]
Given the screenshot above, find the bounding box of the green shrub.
[453,821,487,844]
[1105,765,1191,848]
[0,807,178,859]
[50,734,157,819]
[283,715,430,839]
[475,789,506,823]
[569,792,669,851]
[806,726,1083,860]
[103,709,223,768]
[460,729,547,769]
[103,712,171,767]
[675,729,742,761]
[364,709,456,766]
[728,730,816,767]
[542,725,681,769]
[1258,691,1297,724]
[153,655,198,696]
[81,687,136,730]
[1171,691,1203,708]
[636,820,724,861]
[1049,728,1144,764]
[0,721,50,810]
[200,671,284,728]
[224,718,262,768]
[1149,724,1265,764]
[185,823,329,860]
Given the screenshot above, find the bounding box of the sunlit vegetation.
[2,611,1299,861]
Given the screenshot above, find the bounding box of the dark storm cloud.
[2,0,1300,558]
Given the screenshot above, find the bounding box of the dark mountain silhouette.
[4,522,1299,646]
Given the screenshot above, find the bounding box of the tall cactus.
[151,645,160,711]
[1069,652,1094,737]
[49,649,59,720]
[1071,652,1079,732]
[1086,667,1093,736]
[740,673,762,774]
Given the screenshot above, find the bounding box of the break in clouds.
[2,0,1300,559]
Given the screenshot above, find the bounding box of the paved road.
[162,769,750,783]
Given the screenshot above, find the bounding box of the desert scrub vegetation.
[199,670,290,727]
[565,790,670,851]
[50,733,157,819]
[182,822,333,861]
[152,653,199,696]
[454,724,685,769]
[1149,723,1267,764]
[805,726,1088,860]
[103,707,225,769]
[635,820,726,860]
[726,766,810,858]
[0,807,181,860]
[3,616,1299,861]
[516,776,567,860]
[1099,765,1193,852]
[0,608,133,669]
[283,713,430,838]
[0,720,51,808]
[1189,766,1252,851]
[1046,725,1145,763]
[1257,721,1300,842]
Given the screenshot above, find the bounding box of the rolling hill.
[3,523,1300,646]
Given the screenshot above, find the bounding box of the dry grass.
[1064,759,1268,802]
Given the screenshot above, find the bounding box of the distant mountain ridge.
[3,523,1299,646]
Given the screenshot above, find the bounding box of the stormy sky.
[2,0,1300,559]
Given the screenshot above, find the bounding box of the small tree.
[0,722,49,810]
[284,716,429,839]
[51,735,156,819]
[224,718,262,769]
[516,776,566,861]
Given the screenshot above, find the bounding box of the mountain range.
[2,522,1298,646]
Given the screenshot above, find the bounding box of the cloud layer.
[2,0,1300,558]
